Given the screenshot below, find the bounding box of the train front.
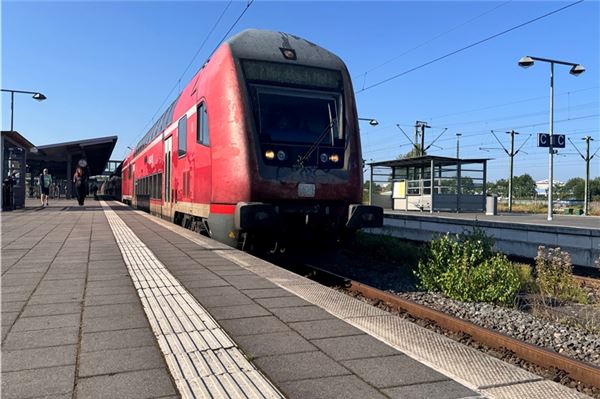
[222,30,382,248]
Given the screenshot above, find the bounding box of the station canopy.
[369,155,489,168]
[28,135,118,179]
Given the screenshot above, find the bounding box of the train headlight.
[329,153,340,163]
[265,150,275,160]
[277,150,287,161]
[320,153,328,163]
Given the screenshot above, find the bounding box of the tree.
[512,174,536,199]
[363,180,383,203]
[487,179,508,197]
[398,144,426,159]
[558,178,584,200]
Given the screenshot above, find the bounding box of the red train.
[122,29,382,249]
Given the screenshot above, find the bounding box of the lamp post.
[1,89,47,131]
[358,117,379,204]
[358,117,379,126]
[518,56,585,221]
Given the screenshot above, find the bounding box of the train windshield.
[255,87,343,146]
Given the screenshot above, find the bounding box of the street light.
[358,117,379,126]
[1,88,47,131]
[357,117,379,204]
[518,56,585,221]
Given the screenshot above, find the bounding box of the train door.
[131,164,135,206]
[163,136,172,219]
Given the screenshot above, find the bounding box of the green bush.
[535,246,587,303]
[513,263,537,293]
[416,229,520,304]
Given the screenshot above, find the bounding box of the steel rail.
[304,264,600,388]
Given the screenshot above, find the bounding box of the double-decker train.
[122,29,382,249]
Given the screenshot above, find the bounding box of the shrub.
[513,263,537,293]
[535,246,587,303]
[416,229,520,304]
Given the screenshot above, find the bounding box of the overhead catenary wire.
[355,0,584,94]
[123,0,253,157]
[354,0,513,85]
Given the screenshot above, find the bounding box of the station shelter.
[26,136,117,200]
[1,131,36,209]
[368,155,488,213]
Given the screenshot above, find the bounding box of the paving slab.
[2,344,77,371]
[269,305,335,323]
[254,296,313,309]
[241,288,296,299]
[208,304,271,320]
[1,365,75,399]
[289,318,365,340]
[83,302,144,319]
[20,302,82,317]
[2,326,80,350]
[218,316,290,336]
[312,334,401,361]
[253,351,350,383]
[383,380,479,399]
[78,346,165,377]
[341,355,449,388]
[81,328,156,352]
[234,330,317,358]
[84,292,140,305]
[81,311,150,333]
[75,368,177,399]
[11,313,81,331]
[280,375,389,399]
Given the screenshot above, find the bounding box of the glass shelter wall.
[368,156,487,213]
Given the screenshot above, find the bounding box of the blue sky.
[2,1,598,182]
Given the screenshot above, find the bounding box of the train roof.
[131,29,346,158]
[226,29,345,71]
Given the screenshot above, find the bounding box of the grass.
[497,201,600,216]
[347,231,425,268]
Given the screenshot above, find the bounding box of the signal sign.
[538,133,565,148]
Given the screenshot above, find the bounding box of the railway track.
[288,262,600,395]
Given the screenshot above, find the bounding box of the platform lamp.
[1,89,47,131]
[518,56,585,221]
[358,117,379,126]
[358,117,379,205]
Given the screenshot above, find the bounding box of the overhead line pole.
[490,129,531,212]
[415,121,430,156]
[569,136,597,215]
[508,130,517,212]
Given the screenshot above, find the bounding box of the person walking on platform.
[90,182,99,200]
[39,168,52,207]
[73,160,89,206]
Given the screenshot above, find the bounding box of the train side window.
[128,166,131,179]
[197,103,210,146]
[178,115,187,157]
[157,173,162,199]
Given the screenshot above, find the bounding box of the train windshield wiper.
[296,104,336,167]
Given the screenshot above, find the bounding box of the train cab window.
[127,166,131,179]
[197,103,210,146]
[253,87,343,146]
[178,115,187,157]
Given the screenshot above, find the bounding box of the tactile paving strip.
[283,283,390,318]
[125,204,593,399]
[348,315,539,388]
[481,379,591,399]
[101,202,283,399]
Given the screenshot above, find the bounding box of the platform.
[1,199,591,398]
[372,210,600,268]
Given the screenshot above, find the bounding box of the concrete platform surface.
[1,199,591,399]
[385,209,600,230]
